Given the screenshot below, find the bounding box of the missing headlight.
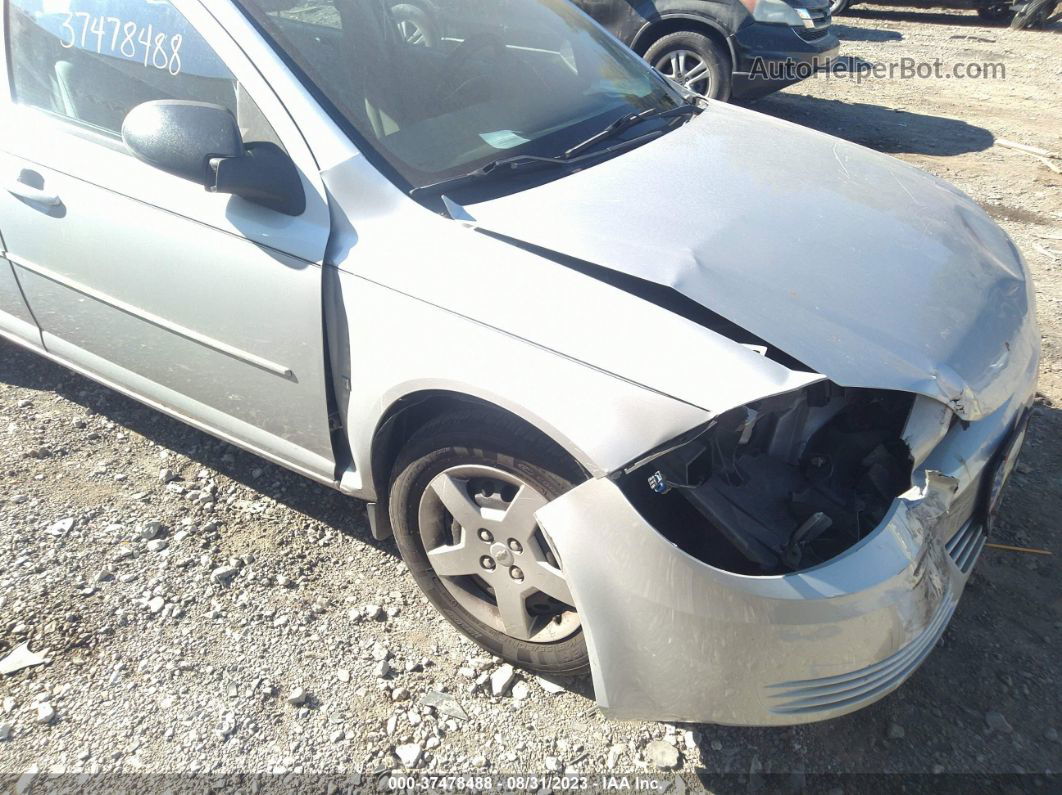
[620,384,916,575]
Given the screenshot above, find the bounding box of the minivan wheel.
[645,31,731,101]
[388,412,589,676]
[391,3,437,47]
[830,0,850,14]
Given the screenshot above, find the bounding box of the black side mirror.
[122,100,305,216]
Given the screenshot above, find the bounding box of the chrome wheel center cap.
[489,543,514,567]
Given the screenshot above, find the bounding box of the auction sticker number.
[60,12,183,76]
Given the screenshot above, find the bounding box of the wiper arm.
[411,102,702,200]
[410,152,574,199]
[562,102,701,159]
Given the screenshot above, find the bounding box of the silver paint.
[465,101,1039,421]
[536,380,1035,725]
[0,254,41,347]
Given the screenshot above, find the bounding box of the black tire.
[391,3,437,47]
[644,31,732,102]
[830,0,850,15]
[1009,0,1058,27]
[388,410,589,676]
[977,4,1015,21]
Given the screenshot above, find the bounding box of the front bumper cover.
[536,387,1034,726]
[730,24,840,100]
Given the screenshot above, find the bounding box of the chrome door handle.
[6,179,61,207]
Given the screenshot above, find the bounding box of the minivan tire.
[1008,0,1057,27]
[645,31,732,101]
[388,411,590,677]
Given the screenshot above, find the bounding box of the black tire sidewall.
[645,31,732,101]
[388,420,590,676]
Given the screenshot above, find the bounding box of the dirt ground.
[1,5,1060,791]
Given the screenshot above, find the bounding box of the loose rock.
[644,739,681,770]
[212,566,239,586]
[395,743,422,768]
[421,690,469,722]
[139,520,164,540]
[490,664,516,697]
[535,676,566,695]
[46,518,74,536]
[36,703,56,725]
[371,643,390,662]
[287,688,307,706]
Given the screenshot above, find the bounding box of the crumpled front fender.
[535,387,1032,725]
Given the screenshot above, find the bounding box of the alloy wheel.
[398,18,429,46]
[654,49,713,96]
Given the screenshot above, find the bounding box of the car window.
[7,0,281,146]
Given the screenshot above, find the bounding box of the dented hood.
[465,102,1038,420]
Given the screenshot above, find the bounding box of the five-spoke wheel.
[388,411,589,675]
[419,465,579,642]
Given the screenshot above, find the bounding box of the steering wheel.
[437,33,511,107]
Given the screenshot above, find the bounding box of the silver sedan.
[0,0,1037,725]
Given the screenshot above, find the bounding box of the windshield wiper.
[411,101,702,200]
[410,152,576,199]
[562,102,701,159]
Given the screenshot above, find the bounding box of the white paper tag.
[479,130,530,150]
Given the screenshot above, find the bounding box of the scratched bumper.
[536,385,1034,726]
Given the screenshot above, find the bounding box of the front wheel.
[388,411,589,676]
[830,0,851,15]
[645,31,732,101]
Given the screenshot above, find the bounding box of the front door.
[0,224,41,347]
[0,0,337,480]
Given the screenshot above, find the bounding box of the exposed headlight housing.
[618,383,917,575]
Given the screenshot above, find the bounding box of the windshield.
[239,0,683,188]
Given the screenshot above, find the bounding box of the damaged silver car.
[0,0,1037,725]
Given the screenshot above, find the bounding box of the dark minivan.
[392,1,839,101]
[569,0,839,101]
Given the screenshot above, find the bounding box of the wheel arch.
[630,14,736,70]
[366,389,595,538]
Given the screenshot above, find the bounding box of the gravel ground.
[1,7,1060,789]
